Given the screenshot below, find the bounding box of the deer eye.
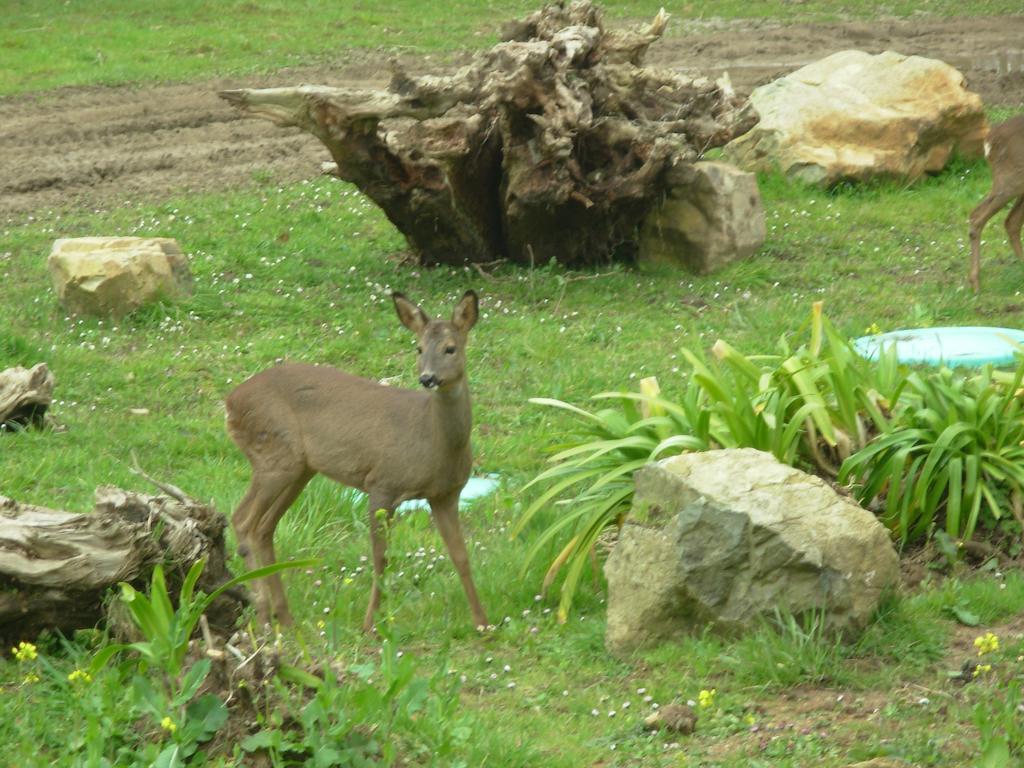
[445,346,457,355]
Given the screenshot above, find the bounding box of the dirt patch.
[0,57,399,223]
[945,613,1024,674]
[694,680,977,765]
[2,16,1022,222]
[650,15,1024,105]
[698,685,891,762]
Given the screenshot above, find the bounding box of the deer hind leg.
[363,492,397,633]
[232,483,259,564]
[248,466,311,626]
[234,467,312,626]
[1005,195,1024,261]
[969,191,1016,293]
[430,492,488,629]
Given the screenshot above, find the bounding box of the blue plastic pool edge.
[852,326,1024,368]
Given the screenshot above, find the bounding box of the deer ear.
[452,290,479,332]
[393,292,429,335]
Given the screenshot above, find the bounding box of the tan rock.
[639,161,765,274]
[724,50,987,186]
[48,237,193,317]
[643,703,697,734]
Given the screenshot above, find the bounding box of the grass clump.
[5,2,1024,762]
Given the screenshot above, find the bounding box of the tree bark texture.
[0,364,54,432]
[220,1,755,267]
[0,487,242,644]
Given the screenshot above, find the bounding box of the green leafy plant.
[974,680,1024,766]
[514,378,710,621]
[244,638,473,767]
[681,340,818,465]
[691,302,901,474]
[778,302,904,472]
[517,303,901,620]
[681,304,902,472]
[840,363,1024,544]
[91,557,316,767]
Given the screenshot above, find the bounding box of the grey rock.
[605,449,899,653]
[639,161,765,274]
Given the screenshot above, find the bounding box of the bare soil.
[1,16,1022,221]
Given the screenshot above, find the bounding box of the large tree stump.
[220,1,754,267]
[0,486,243,644]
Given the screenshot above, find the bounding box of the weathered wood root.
[0,363,54,432]
[220,0,755,267]
[0,486,244,644]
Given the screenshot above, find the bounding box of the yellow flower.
[974,632,999,656]
[12,641,38,663]
[68,669,92,685]
[865,322,883,336]
[22,673,40,684]
[698,688,717,709]
[161,716,177,734]
[973,663,993,678]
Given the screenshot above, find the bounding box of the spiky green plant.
[514,379,710,621]
[840,363,1024,544]
[518,303,905,620]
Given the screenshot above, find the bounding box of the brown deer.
[225,290,488,632]
[969,114,1024,293]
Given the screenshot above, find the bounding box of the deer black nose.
[419,374,439,389]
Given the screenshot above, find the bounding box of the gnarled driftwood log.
[220,1,755,267]
[0,485,243,644]
[0,363,54,432]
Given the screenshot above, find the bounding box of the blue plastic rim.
[342,476,501,514]
[852,326,1024,368]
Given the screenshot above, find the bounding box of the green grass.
[4,0,1023,95]
[4,158,1024,766]
[4,1,1024,765]
[2,157,1019,510]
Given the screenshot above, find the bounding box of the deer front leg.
[430,492,488,629]
[364,493,396,633]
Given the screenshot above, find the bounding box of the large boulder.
[48,237,193,317]
[724,50,988,186]
[638,161,766,274]
[605,449,899,653]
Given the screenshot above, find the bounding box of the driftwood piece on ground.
[220,1,755,267]
[0,363,54,432]
[0,485,243,644]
